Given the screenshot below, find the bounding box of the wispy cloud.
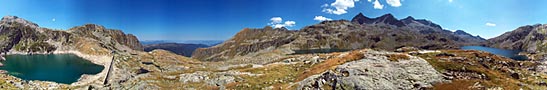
[314,16,333,21]
[448,0,453,3]
[485,22,496,27]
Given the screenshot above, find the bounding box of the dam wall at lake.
[103,55,115,85]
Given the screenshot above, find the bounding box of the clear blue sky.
[1,0,546,40]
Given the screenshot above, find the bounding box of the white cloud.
[485,22,496,27]
[322,0,359,15]
[367,0,372,2]
[52,18,56,22]
[373,0,384,9]
[386,0,402,7]
[268,17,296,28]
[314,16,333,21]
[270,17,283,24]
[449,0,453,3]
[284,21,296,27]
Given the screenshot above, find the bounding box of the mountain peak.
[1,15,39,28]
[351,13,405,27]
[351,12,372,24]
[378,13,395,19]
[402,16,415,21]
[376,13,405,27]
[454,30,466,33]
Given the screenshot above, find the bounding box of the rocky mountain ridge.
[488,24,547,53]
[144,43,209,57]
[0,16,143,55]
[192,13,487,61]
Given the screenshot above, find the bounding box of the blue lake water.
[461,46,528,60]
[0,54,104,84]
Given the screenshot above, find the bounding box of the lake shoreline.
[0,50,111,87]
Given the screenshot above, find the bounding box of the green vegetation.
[13,41,55,52]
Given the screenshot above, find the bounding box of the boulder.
[298,52,444,89]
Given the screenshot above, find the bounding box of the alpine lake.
[461,46,528,60]
[0,54,104,84]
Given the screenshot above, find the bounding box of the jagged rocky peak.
[351,13,372,24]
[402,16,415,21]
[0,16,39,28]
[351,13,444,29]
[350,13,404,27]
[401,16,416,24]
[377,13,397,20]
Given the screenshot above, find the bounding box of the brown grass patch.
[296,50,365,81]
[387,54,410,62]
[432,80,478,90]
[420,50,530,89]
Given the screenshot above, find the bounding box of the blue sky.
[1,0,546,40]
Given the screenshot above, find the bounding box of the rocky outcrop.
[0,19,57,53]
[298,52,444,89]
[69,24,144,51]
[488,24,547,53]
[0,16,38,28]
[193,13,486,61]
[144,43,209,57]
[192,26,296,61]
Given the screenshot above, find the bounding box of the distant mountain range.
[192,13,487,61]
[140,40,223,46]
[141,40,222,57]
[143,43,209,57]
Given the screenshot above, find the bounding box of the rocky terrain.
[144,43,209,57]
[193,13,486,61]
[1,14,547,90]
